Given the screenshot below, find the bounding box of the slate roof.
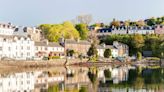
[35,42,63,47]
[65,39,91,45]
[97,45,116,49]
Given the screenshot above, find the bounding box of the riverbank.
[0,58,161,74]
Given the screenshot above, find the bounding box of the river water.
[0,65,164,92]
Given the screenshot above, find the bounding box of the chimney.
[44,39,49,45]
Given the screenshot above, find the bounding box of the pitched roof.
[97,45,116,49]
[65,39,91,45]
[35,42,63,47]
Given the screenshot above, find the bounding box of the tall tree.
[76,14,92,24]
[87,44,98,57]
[39,21,80,42]
[132,34,145,51]
[146,18,156,26]
[104,49,112,58]
[110,19,120,27]
[75,24,89,40]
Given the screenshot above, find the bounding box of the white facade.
[0,36,35,60]
[0,72,35,92]
[35,41,65,58]
[0,23,14,35]
[97,48,118,58]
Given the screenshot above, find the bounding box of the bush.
[49,56,60,60]
[79,87,87,92]
[104,69,111,78]
[137,52,142,60]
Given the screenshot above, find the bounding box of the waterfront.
[0,64,163,92]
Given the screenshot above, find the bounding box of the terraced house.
[35,40,65,59]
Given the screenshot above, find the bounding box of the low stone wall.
[0,59,88,68]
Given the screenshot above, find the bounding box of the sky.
[0,0,164,26]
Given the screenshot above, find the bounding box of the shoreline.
[0,59,161,73]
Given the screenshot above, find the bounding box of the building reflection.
[0,65,163,92]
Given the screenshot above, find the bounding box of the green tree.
[39,21,80,42]
[132,34,145,51]
[79,87,87,92]
[137,52,142,60]
[159,42,164,58]
[104,49,112,58]
[104,69,111,78]
[147,18,156,26]
[67,50,75,57]
[75,24,89,40]
[87,44,98,57]
[48,84,59,92]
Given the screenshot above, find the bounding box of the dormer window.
[14,28,19,32]
[23,27,27,32]
[160,25,163,28]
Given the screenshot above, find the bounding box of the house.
[97,41,129,58]
[112,26,127,34]
[97,28,112,37]
[35,40,65,59]
[14,26,44,42]
[113,41,129,57]
[155,25,164,34]
[62,39,91,56]
[0,35,35,60]
[128,26,155,34]
[0,23,15,35]
[0,72,35,92]
[97,44,118,58]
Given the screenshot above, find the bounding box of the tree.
[67,50,75,57]
[75,24,89,40]
[104,69,111,78]
[132,34,145,51]
[110,19,120,27]
[39,21,80,42]
[79,87,87,92]
[159,42,164,58]
[136,20,146,27]
[137,52,142,60]
[76,14,92,24]
[147,18,156,26]
[104,49,112,58]
[87,44,98,57]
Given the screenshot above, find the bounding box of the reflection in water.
[0,65,163,92]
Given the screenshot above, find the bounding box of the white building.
[128,26,155,34]
[35,40,65,59]
[97,41,129,58]
[0,35,35,60]
[0,23,15,35]
[0,72,35,92]
[97,44,119,58]
[14,26,43,42]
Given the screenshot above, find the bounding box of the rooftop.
[35,42,63,47]
[65,39,91,45]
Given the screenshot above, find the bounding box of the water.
[0,65,164,92]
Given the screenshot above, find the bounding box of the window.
[27,46,30,50]
[45,47,48,50]
[36,47,38,50]
[27,52,30,56]
[160,25,163,28]
[23,27,27,32]
[8,47,11,51]
[21,46,23,50]
[0,47,2,51]
[21,53,23,56]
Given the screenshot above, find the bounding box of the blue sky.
[0,0,164,26]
